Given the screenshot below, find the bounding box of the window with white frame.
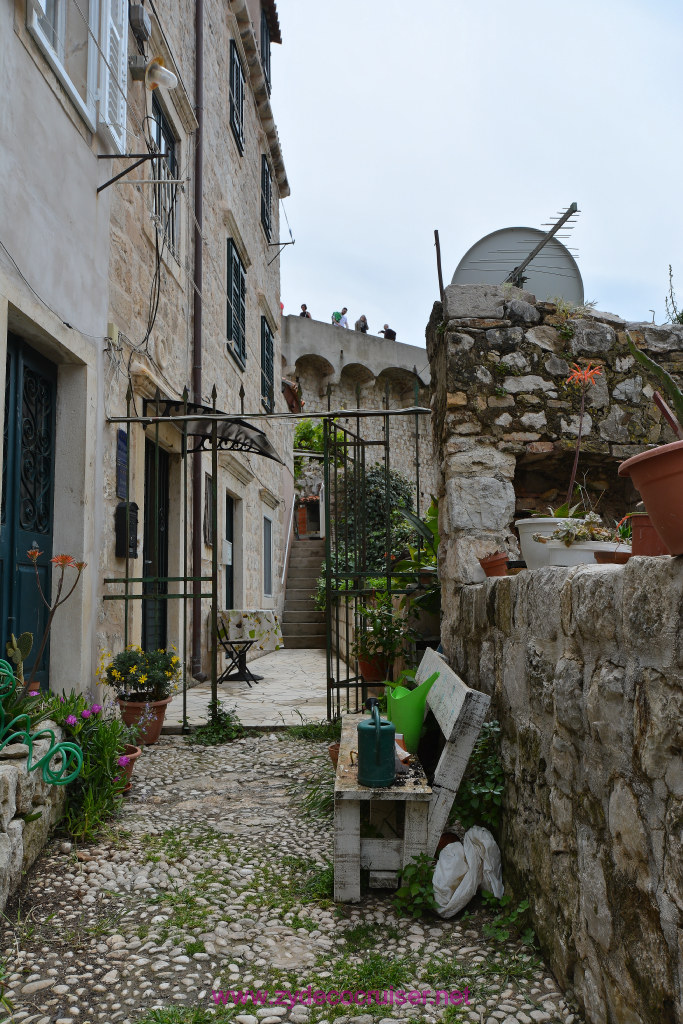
[263,516,273,597]
[27,0,127,147]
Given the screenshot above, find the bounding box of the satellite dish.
[452,205,584,304]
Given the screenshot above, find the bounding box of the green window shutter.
[260,317,273,410]
[261,155,272,241]
[227,239,247,367]
[230,40,245,154]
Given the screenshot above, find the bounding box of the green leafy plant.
[449,721,504,831]
[186,701,245,745]
[6,631,33,686]
[482,890,535,945]
[393,497,440,615]
[351,591,418,676]
[100,644,181,702]
[626,331,683,433]
[49,692,126,841]
[531,500,584,519]
[665,264,683,325]
[393,853,438,918]
[340,464,416,573]
[285,712,340,742]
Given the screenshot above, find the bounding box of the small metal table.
[333,713,432,902]
[216,609,284,687]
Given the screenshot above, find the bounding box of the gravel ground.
[1,735,584,1024]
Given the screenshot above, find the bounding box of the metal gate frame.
[324,385,430,720]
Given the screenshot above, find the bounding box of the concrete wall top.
[283,315,431,386]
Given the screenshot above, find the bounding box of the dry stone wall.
[0,723,66,914]
[427,286,683,583]
[442,562,683,1024]
[428,285,683,1024]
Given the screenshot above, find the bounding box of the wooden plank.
[402,800,429,867]
[334,797,361,902]
[360,838,402,871]
[369,871,399,888]
[335,714,431,801]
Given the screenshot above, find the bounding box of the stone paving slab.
[165,648,329,729]
[1,735,584,1024]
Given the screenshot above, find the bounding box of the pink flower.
[65,715,77,726]
[81,709,91,719]
[117,755,130,767]
[59,696,65,703]
[28,690,39,697]
[90,704,102,714]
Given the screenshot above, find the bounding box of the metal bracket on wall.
[96,153,158,194]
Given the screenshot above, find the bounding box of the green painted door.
[142,439,169,651]
[0,334,57,689]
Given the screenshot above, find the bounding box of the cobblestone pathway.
[2,736,584,1024]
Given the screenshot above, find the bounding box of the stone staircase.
[282,539,326,650]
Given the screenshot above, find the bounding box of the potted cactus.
[618,335,683,555]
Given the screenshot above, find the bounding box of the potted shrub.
[393,498,441,633]
[516,362,603,568]
[351,591,417,683]
[532,512,631,567]
[101,645,181,744]
[617,334,683,554]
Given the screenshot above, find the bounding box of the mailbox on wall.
[115,502,139,559]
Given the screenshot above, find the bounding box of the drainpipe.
[191,0,205,679]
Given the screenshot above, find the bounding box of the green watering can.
[357,698,395,787]
[386,670,439,754]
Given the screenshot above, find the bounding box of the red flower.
[27,547,43,562]
[566,362,602,386]
[51,554,76,567]
[74,561,87,572]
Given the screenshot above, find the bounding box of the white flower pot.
[515,518,585,570]
[544,541,631,567]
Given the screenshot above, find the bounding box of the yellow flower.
[171,656,179,664]
[166,670,172,677]
[129,665,137,674]
[138,673,148,684]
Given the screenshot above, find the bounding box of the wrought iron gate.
[324,394,427,720]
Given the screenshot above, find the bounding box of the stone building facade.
[283,314,436,516]
[428,284,683,1024]
[0,0,294,693]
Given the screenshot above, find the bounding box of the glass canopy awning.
[140,397,283,462]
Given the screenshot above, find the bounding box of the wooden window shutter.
[99,0,128,153]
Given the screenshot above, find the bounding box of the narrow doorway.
[225,493,234,608]
[0,334,57,688]
[142,439,170,650]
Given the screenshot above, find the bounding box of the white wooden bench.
[333,648,491,902]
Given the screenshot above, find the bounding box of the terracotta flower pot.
[357,655,389,683]
[117,696,172,745]
[478,552,509,577]
[593,550,631,565]
[118,743,142,792]
[618,441,683,554]
[630,512,670,557]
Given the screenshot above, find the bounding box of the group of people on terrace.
[299,304,396,341]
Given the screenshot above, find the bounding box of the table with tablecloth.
[216,609,284,685]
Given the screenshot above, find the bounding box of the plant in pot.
[617,334,683,554]
[532,511,631,567]
[101,645,181,744]
[516,362,604,568]
[351,591,418,683]
[393,498,441,630]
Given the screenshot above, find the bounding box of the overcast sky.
[270,0,683,351]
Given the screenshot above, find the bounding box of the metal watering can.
[356,698,395,788]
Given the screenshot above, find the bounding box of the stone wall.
[442,563,683,1024]
[428,285,683,1024]
[0,724,66,914]
[427,285,683,583]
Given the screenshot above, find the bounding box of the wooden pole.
[434,229,445,308]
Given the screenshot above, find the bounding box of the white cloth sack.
[432,826,504,918]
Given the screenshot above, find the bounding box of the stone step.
[287,566,322,580]
[285,597,317,612]
[282,621,327,637]
[283,634,326,650]
[287,554,325,568]
[282,609,325,624]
